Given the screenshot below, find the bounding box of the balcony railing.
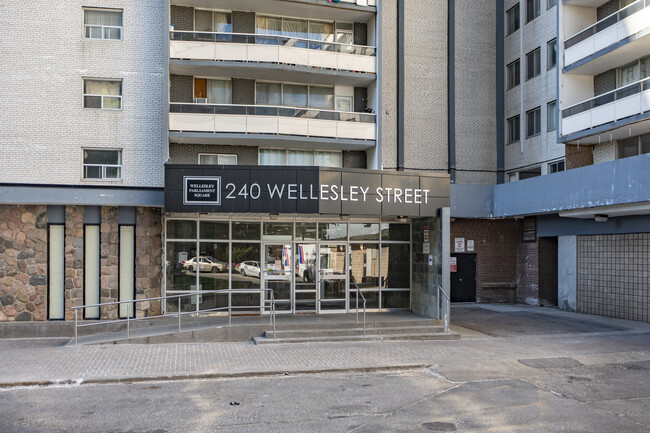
[564,0,649,50]
[170,103,376,123]
[562,77,650,118]
[169,103,376,141]
[170,31,376,56]
[561,77,650,136]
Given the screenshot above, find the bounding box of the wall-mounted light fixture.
[594,214,608,223]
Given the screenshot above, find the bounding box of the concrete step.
[252,332,460,345]
[263,326,446,339]
[269,319,440,331]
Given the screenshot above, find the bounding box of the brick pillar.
[64,206,84,320]
[135,207,163,318]
[100,207,119,320]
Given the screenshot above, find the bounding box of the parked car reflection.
[182,256,227,273]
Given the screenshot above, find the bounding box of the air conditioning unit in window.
[194,98,208,104]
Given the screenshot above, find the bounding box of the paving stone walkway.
[1,304,650,386]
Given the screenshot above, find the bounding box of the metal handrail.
[72,288,276,345]
[352,282,367,337]
[169,102,376,123]
[561,77,650,118]
[170,30,376,56]
[436,284,450,333]
[564,0,648,50]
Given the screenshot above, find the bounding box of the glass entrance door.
[263,244,292,313]
[294,242,317,313]
[318,244,347,312]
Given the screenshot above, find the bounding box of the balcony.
[564,0,650,73]
[169,31,376,85]
[561,77,650,140]
[169,103,376,149]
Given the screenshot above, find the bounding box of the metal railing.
[352,283,367,337]
[565,0,648,50]
[436,284,450,333]
[170,31,376,56]
[72,288,276,345]
[169,103,376,123]
[562,77,650,118]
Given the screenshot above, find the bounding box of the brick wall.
[170,74,193,103]
[0,205,48,322]
[354,87,368,113]
[565,144,594,169]
[450,219,518,303]
[233,11,255,34]
[343,151,367,169]
[577,233,650,322]
[232,79,255,105]
[169,144,259,165]
[0,1,167,187]
[171,5,193,31]
[597,0,619,20]
[594,69,616,97]
[354,22,367,46]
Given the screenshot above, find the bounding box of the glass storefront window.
[381,244,410,289]
[263,223,293,241]
[166,242,198,292]
[295,223,316,241]
[198,242,229,291]
[349,244,379,289]
[200,221,228,240]
[232,222,260,240]
[167,220,196,240]
[350,223,380,241]
[318,223,347,241]
[381,223,410,241]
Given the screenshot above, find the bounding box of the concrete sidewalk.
[1,304,650,387]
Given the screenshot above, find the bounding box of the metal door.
[450,254,476,302]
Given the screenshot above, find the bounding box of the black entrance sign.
[166,165,450,217]
[183,176,221,205]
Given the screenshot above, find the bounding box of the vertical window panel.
[119,226,135,318]
[84,225,101,319]
[48,225,65,320]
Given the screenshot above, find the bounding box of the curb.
[0,364,432,389]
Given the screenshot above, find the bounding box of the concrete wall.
[0,0,168,188]
[558,235,577,312]
[380,0,398,170]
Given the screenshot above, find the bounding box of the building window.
[83,79,122,109]
[519,166,541,180]
[507,60,521,89]
[256,16,352,50]
[547,0,557,9]
[547,100,557,131]
[618,134,650,159]
[119,225,135,319]
[84,225,100,319]
[194,10,232,33]
[508,172,517,183]
[193,78,232,104]
[83,149,122,180]
[547,39,557,70]
[618,56,650,87]
[526,107,541,138]
[526,0,540,22]
[199,154,238,165]
[507,115,520,144]
[84,8,122,40]
[506,4,520,36]
[256,82,334,110]
[259,149,342,168]
[522,217,537,242]
[548,160,565,173]
[526,48,541,80]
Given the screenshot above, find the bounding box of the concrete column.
[558,235,576,312]
[441,207,451,326]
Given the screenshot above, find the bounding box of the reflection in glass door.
[263,244,292,312]
[295,243,317,312]
[319,244,347,312]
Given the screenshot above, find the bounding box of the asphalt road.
[2,362,649,433]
